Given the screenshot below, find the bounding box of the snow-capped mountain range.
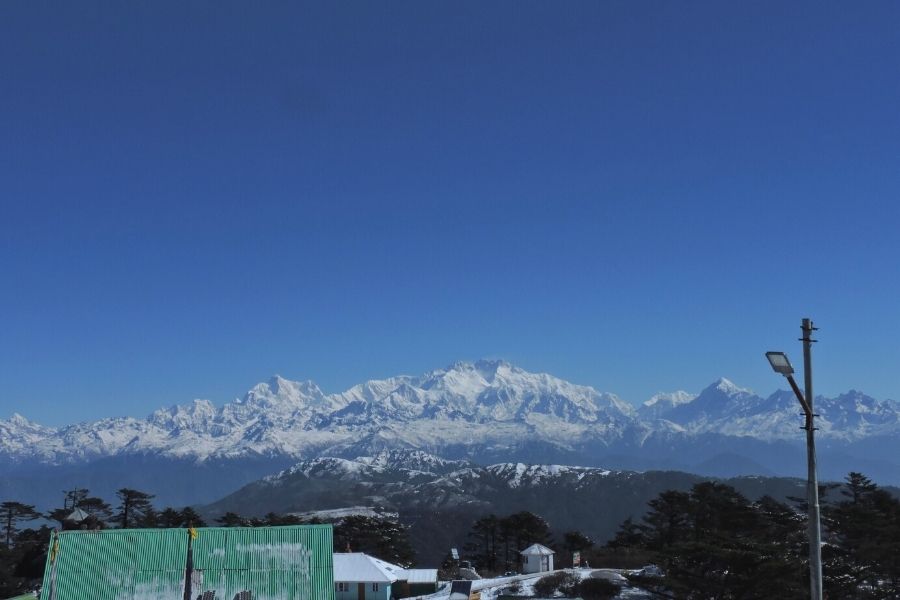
[2,360,900,506]
[2,360,898,465]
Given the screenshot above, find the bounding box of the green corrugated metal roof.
[40,524,334,600]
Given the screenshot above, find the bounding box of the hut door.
[358,583,365,600]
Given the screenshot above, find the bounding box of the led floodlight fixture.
[766,351,795,376]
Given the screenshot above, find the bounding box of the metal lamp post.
[765,318,823,600]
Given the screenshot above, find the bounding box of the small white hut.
[520,543,555,574]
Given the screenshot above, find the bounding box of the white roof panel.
[403,569,438,584]
[519,543,555,556]
[333,553,406,583]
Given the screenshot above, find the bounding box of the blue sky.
[2,2,899,426]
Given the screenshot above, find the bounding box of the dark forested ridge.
[197,454,900,564]
[2,469,899,599]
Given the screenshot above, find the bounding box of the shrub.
[504,581,522,595]
[533,572,567,597]
[557,572,581,597]
[577,578,619,600]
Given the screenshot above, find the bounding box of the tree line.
[462,511,594,574]
[459,473,899,598]
[3,471,898,599]
[606,472,900,599]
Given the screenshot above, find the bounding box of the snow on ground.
[421,569,651,600]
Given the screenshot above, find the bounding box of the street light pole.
[764,318,824,600]
[801,318,823,600]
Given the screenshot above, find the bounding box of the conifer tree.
[114,488,155,529]
[332,515,415,567]
[0,502,40,548]
[158,507,183,528]
[179,506,206,527]
[823,472,900,598]
[611,481,807,599]
[465,514,500,572]
[216,512,246,527]
[47,489,111,528]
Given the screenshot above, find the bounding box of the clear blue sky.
[2,2,899,426]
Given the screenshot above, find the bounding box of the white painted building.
[333,553,438,600]
[519,543,555,574]
[334,553,405,600]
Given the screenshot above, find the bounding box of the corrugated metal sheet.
[402,569,437,584]
[40,525,334,600]
[191,524,334,600]
[41,528,187,600]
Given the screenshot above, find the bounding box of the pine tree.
[611,482,807,599]
[114,488,155,529]
[157,507,183,528]
[824,472,900,598]
[466,514,500,572]
[0,502,40,548]
[47,489,111,529]
[216,512,246,527]
[563,531,593,553]
[179,507,206,527]
[607,517,643,549]
[332,515,415,567]
[562,531,593,566]
[639,489,692,549]
[502,511,553,550]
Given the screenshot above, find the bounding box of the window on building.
[337,583,349,592]
[372,583,379,592]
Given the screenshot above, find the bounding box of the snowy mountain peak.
[262,375,323,398]
[473,358,513,379]
[241,376,327,412]
[480,462,613,489]
[1,413,51,433]
[709,377,751,396]
[7,413,32,426]
[444,358,511,372]
[643,391,696,408]
[356,449,469,473]
[639,391,697,420]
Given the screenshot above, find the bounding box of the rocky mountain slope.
[200,449,819,565]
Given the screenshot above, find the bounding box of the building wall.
[406,582,438,597]
[335,581,392,600]
[521,554,554,574]
[335,581,357,600]
[368,581,391,600]
[41,525,335,600]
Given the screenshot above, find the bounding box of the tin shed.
[40,524,335,600]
